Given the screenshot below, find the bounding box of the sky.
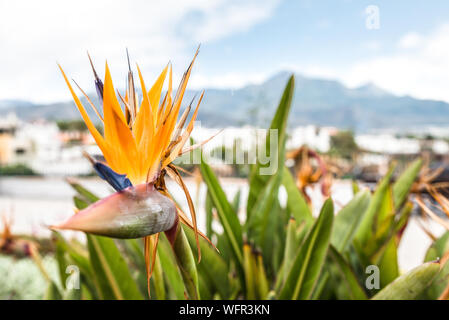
[2,0,449,103]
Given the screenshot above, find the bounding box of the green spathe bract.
[52,183,177,239]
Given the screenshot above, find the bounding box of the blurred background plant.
[0,213,59,299]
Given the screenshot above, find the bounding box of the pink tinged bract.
[51,183,177,239]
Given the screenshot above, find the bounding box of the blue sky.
[2,0,449,102]
[194,0,449,100]
[200,1,443,68]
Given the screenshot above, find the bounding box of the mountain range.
[2,71,449,131]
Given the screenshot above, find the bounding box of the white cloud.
[0,0,278,102]
[182,0,279,42]
[362,40,382,51]
[279,63,340,81]
[342,23,449,102]
[190,71,268,89]
[398,32,422,49]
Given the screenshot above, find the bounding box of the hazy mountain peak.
[2,71,449,131]
[0,100,35,109]
[354,82,390,97]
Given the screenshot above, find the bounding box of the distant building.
[17,120,61,162]
[58,131,95,145]
[0,113,20,164]
[0,113,60,166]
[287,125,338,152]
[356,134,449,155]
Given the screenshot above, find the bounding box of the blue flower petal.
[93,162,132,191]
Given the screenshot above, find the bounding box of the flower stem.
[170,223,200,300]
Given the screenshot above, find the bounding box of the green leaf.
[271,200,290,273]
[172,225,199,300]
[205,191,214,239]
[242,243,269,299]
[331,190,370,252]
[246,173,284,263]
[244,77,295,257]
[425,231,449,262]
[44,281,62,300]
[328,245,368,300]
[282,166,313,225]
[87,234,144,300]
[54,245,96,299]
[232,189,242,213]
[200,154,244,268]
[198,272,213,300]
[246,76,295,218]
[282,218,300,282]
[63,287,82,300]
[421,232,449,299]
[355,165,395,247]
[364,185,395,260]
[158,235,185,300]
[118,239,145,270]
[53,232,92,279]
[421,259,449,299]
[73,196,89,211]
[255,253,269,299]
[54,235,70,289]
[378,238,399,288]
[392,159,422,210]
[279,198,334,300]
[152,252,166,300]
[310,271,331,300]
[67,179,100,203]
[243,243,257,299]
[394,201,413,234]
[352,180,360,195]
[54,235,99,298]
[372,262,440,300]
[72,195,89,209]
[277,218,307,289]
[185,227,231,299]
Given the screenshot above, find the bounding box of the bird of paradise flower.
[52,47,216,296]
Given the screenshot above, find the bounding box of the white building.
[355,134,449,155]
[15,121,61,162]
[287,125,337,152]
[356,134,420,155]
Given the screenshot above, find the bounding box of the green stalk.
[282,218,299,282]
[170,224,200,300]
[256,253,269,299]
[152,251,166,300]
[243,243,256,299]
